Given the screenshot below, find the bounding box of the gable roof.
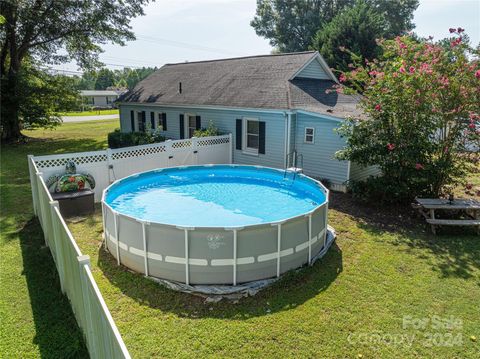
[118,51,361,119]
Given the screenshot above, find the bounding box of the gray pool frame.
[101,165,330,286]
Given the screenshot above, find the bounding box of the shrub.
[107,129,165,149]
[193,121,221,137]
[336,29,480,203]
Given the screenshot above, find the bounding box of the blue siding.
[119,105,287,169]
[349,162,381,182]
[294,113,349,184]
[296,58,330,80]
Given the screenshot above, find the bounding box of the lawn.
[0,120,117,358]
[60,109,119,117]
[1,120,479,358]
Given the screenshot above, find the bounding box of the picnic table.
[413,198,480,235]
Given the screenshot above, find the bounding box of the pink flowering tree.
[336,29,480,202]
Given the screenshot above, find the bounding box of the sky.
[55,0,480,74]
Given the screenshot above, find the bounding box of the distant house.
[80,90,123,109]
[117,51,378,190]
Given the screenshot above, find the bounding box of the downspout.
[283,112,288,169]
[286,112,292,167]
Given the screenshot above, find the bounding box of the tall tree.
[0,0,150,142]
[313,1,387,72]
[251,0,419,53]
[94,68,116,90]
[251,0,352,52]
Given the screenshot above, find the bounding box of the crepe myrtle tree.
[335,29,480,202]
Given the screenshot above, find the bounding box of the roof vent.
[178,82,182,94]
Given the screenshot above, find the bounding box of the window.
[158,113,167,131]
[137,111,145,132]
[106,96,110,104]
[187,114,196,138]
[304,127,315,144]
[244,118,259,153]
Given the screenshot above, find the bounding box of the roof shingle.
[119,51,361,118]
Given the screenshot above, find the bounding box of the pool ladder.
[284,151,304,180]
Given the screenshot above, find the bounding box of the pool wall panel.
[188,229,234,284]
[279,216,309,274]
[146,225,186,283]
[236,224,277,283]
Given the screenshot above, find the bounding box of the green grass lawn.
[60,109,119,117]
[0,120,116,358]
[1,120,479,358]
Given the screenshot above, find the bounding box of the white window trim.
[243,117,260,155]
[157,112,164,132]
[184,113,197,138]
[304,127,315,144]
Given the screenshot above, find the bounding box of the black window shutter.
[130,110,135,131]
[179,114,185,139]
[259,121,266,154]
[162,113,167,131]
[195,115,201,130]
[150,112,155,129]
[235,119,242,150]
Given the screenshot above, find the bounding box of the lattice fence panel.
[172,140,192,148]
[35,154,108,169]
[197,137,230,147]
[111,145,166,161]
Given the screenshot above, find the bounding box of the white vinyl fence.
[27,135,232,358]
[32,134,232,202]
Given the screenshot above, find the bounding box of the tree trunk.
[1,2,23,143]
[1,65,23,142]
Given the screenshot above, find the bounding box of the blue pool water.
[105,166,327,227]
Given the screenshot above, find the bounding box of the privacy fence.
[28,135,232,358]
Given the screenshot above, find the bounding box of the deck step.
[426,219,480,226]
[287,167,302,173]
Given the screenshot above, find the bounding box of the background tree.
[251,0,419,59]
[251,0,352,52]
[0,0,150,142]
[336,30,480,202]
[94,68,116,90]
[313,1,387,72]
[72,67,157,91]
[19,60,80,130]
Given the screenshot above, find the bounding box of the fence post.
[106,148,113,183]
[228,133,233,164]
[165,140,173,167]
[35,172,48,244]
[191,137,198,165]
[27,155,38,216]
[77,255,97,359]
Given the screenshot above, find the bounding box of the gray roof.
[80,90,120,97]
[118,51,361,118]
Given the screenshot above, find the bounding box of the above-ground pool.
[102,165,331,285]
